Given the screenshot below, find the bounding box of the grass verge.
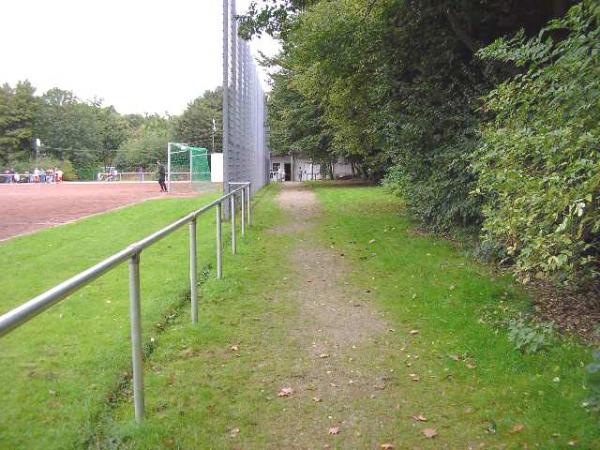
[5,183,597,448]
[313,184,599,448]
[91,183,302,448]
[0,192,225,448]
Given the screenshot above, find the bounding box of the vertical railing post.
[216,202,223,279]
[247,183,252,226]
[241,187,246,238]
[167,143,171,193]
[230,194,236,254]
[189,218,198,324]
[128,252,145,423]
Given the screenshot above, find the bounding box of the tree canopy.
[0,83,222,178]
[246,0,598,287]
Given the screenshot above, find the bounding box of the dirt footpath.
[268,184,408,448]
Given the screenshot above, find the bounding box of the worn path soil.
[266,183,411,448]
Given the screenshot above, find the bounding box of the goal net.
[167,143,211,192]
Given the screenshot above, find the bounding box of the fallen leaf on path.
[319,353,330,359]
[409,330,420,335]
[374,384,386,390]
[230,428,240,437]
[510,424,524,434]
[330,383,338,387]
[388,328,396,332]
[412,415,428,422]
[422,428,438,438]
[278,387,294,397]
[409,374,420,381]
[328,427,340,435]
[381,444,395,449]
[230,345,239,352]
[312,397,322,402]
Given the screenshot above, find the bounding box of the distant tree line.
[241,0,599,289]
[0,83,222,179]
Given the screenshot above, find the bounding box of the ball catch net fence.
[223,0,270,212]
[167,143,214,193]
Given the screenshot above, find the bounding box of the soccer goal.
[167,143,211,192]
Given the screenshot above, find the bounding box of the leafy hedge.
[475,1,600,286]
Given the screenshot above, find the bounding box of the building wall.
[210,153,223,183]
[270,156,354,182]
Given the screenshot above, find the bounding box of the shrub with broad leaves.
[474,1,600,287]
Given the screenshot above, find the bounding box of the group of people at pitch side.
[2,167,63,184]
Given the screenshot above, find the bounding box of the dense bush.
[475,1,600,286]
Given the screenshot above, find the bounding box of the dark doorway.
[284,163,291,181]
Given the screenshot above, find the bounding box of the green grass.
[2,183,598,449]
[0,192,225,448]
[313,185,599,448]
[91,183,299,448]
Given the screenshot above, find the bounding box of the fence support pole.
[216,203,223,279]
[167,143,171,193]
[189,219,198,324]
[230,195,236,255]
[128,253,145,423]
[247,183,252,226]
[241,187,246,238]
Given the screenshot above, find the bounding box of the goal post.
[167,143,211,192]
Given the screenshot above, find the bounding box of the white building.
[270,155,354,182]
[210,153,223,183]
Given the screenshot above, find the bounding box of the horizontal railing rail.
[0,181,252,423]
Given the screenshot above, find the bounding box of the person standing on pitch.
[156,160,167,192]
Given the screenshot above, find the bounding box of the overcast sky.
[0,0,279,115]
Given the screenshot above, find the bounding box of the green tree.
[174,88,222,152]
[0,81,37,167]
[0,84,13,166]
[116,115,174,170]
[254,0,569,227]
[268,69,335,177]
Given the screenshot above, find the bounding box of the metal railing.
[0,181,252,423]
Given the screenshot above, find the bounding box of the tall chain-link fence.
[222,0,270,204]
